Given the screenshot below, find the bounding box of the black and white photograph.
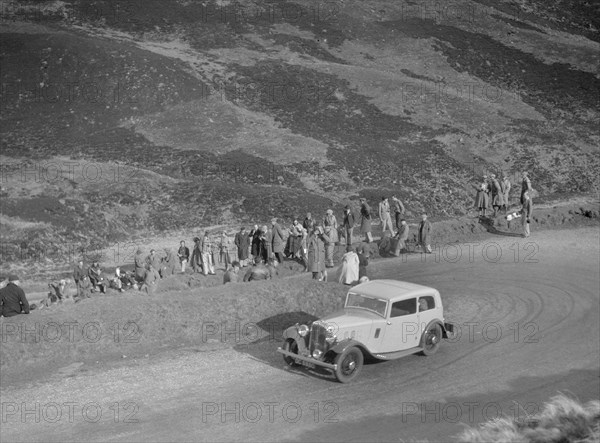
[1,1,599,442]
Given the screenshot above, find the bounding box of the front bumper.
[277,347,338,371]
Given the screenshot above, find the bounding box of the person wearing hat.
[342,205,355,252]
[490,174,505,217]
[270,218,287,264]
[307,223,330,281]
[378,197,395,236]
[177,240,190,273]
[359,198,373,243]
[520,171,532,205]
[234,227,251,267]
[323,209,338,267]
[134,248,147,281]
[0,275,30,317]
[501,174,511,214]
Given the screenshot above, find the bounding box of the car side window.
[419,295,435,312]
[390,298,416,317]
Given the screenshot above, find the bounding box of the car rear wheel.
[421,323,442,356]
[283,339,300,367]
[334,346,363,383]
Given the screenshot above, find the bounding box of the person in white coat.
[338,249,359,285]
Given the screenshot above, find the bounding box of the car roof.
[348,279,438,301]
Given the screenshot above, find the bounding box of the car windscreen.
[345,293,387,317]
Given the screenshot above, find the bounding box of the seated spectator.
[48,278,72,302]
[223,261,241,284]
[242,259,272,282]
[88,262,107,294]
[134,248,146,282]
[110,268,125,292]
[0,275,30,317]
[147,249,162,277]
[266,258,279,279]
[0,276,8,290]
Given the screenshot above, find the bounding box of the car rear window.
[419,295,435,311]
[390,298,416,317]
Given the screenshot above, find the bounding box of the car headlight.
[297,324,309,337]
[325,335,337,344]
[312,349,323,359]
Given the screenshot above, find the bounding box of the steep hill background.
[1,0,598,270]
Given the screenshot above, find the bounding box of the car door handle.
[386,321,391,325]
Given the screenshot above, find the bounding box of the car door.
[378,298,419,353]
[417,294,438,336]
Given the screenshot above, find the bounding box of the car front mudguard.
[329,339,369,357]
[282,324,309,354]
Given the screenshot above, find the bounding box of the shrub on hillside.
[458,394,600,443]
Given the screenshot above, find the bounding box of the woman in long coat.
[323,209,338,267]
[307,225,330,280]
[474,176,489,217]
[359,198,373,243]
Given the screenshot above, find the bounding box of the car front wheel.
[334,346,364,383]
[421,324,442,356]
[283,339,300,367]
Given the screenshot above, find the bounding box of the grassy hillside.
[1,0,599,271]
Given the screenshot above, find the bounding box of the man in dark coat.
[342,205,355,252]
[0,275,30,317]
[271,218,287,264]
[250,225,261,263]
[177,240,190,273]
[521,191,533,238]
[73,260,87,298]
[190,237,203,273]
[307,225,330,280]
[418,212,432,254]
[391,196,405,231]
[303,212,314,232]
[134,248,147,281]
[234,227,251,267]
[359,198,373,243]
[490,174,505,217]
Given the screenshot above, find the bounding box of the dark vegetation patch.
[380,18,600,118]
[490,13,546,33]
[472,0,600,42]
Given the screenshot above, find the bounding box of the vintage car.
[277,279,455,383]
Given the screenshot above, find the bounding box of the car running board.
[371,346,423,360]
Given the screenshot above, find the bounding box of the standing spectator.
[271,218,287,264]
[177,240,190,273]
[378,197,395,236]
[147,249,162,276]
[338,248,359,285]
[287,220,303,259]
[250,224,261,263]
[490,174,505,217]
[520,171,532,205]
[521,191,533,238]
[73,260,87,298]
[259,225,272,264]
[218,231,233,270]
[391,196,406,231]
[303,212,315,232]
[299,224,309,272]
[307,224,330,281]
[418,212,433,254]
[134,248,146,281]
[223,261,240,284]
[201,231,216,275]
[501,174,511,214]
[161,249,177,277]
[357,248,369,280]
[359,198,373,243]
[474,176,489,217]
[394,219,409,256]
[234,227,251,267]
[342,205,355,252]
[190,237,203,273]
[323,209,338,267]
[0,275,30,317]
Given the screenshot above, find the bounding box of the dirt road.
[1,227,598,442]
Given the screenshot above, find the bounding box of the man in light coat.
[521,191,533,238]
[418,212,432,254]
[378,197,395,236]
[270,218,287,264]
